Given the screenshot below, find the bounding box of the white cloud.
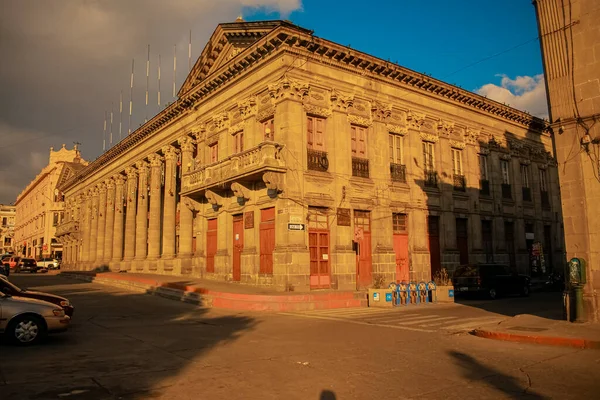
[475,74,549,119]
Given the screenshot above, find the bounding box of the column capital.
[114,174,126,186]
[135,159,149,171]
[125,166,138,179]
[104,178,115,190]
[91,186,100,197]
[148,153,164,167]
[98,182,108,194]
[178,136,196,153]
[162,145,180,161]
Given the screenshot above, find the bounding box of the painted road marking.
[279,312,434,333]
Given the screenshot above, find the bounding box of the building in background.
[534,0,600,321]
[56,20,563,291]
[0,204,16,254]
[14,144,87,260]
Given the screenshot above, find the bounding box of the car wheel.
[521,285,530,297]
[8,315,46,345]
[488,288,498,300]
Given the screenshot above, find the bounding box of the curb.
[60,272,367,312]
[471,329,600,350]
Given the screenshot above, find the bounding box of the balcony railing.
[541,190,550,209]
[307,149,329,172]
[522,187,532,202]
[453,174,466,191]
[352,157,369,178]
[502,183,512,200]
[55,220,79,237]
[424,170,438,188]
[480,179,490,196]
[390,163,406,183]
[182,141,284,194]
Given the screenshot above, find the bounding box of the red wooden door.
[456,218,469,265]
[206,219,217,273]
[309,231,330,289]
[428,216,441,280]
[393,234,409,283]
[260,208,275,275]
[354,211,372,289]
[232,215,243,281]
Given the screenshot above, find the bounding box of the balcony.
[502,183,512,200]
[522,187,532,202]
[424,170,438,188]
[352,157,369,178]
[55,221,79,237]
[541,190,550,209]
[480,179,490,196]
[307,149,329,172]
[181,141,285,195]
[453,174,466,191]
[390,163,406,183]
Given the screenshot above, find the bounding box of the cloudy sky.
[0,0,547,204]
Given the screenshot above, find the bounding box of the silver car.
[0,291,71,345]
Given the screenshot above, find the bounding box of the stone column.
[96,183,107,263]
[103,178,116,262]
[89,186,100,265]
[178,136,195,258]
[162,145,179,259]
[123,166,138,262]
[135,160,150,261]
[112,175,126,262]
[81,192,91,263]
[147,154,163,259]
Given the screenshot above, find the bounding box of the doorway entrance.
[260,208,275,275]
[206,218,217,273]
[232,215,244,281]
[427,216,441,280]
[354,210,372,289]
[308,207,330,289]
[392,213,409,283]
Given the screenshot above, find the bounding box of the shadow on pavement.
[0,274,257,400]
[319,390,337,399]
[448,350,548,399]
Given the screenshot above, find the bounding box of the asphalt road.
[1,274,598,400]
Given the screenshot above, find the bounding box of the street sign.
[288,223,305,231]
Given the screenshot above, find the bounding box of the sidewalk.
[60,271,367,312]
[472,314,600,349]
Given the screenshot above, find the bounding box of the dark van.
[452,263,531,299]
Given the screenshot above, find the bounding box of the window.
[351,125,367,158]
[452,149,465,191]
[307,116,326,150]
[520,164,531,202]
[422,142,437,187]
[233,131,244,154]
[263,118,274,141]
[392,213,407,233]
[481,219,493,262]
[209,143,218,163]
[308,207,329,230]
[479,155,490,195]
[1,217,6,226]
[539,168,550,208]
[389,134,405,182]
[501,160,510,184]
[52,213,59,226]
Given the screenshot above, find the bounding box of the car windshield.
[454,265,479,277]
[0,278,23,293]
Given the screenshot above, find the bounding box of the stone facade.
[14,145,87,259]
[535,0,600,321]
[56,20,563,291]
[0,204,16,254]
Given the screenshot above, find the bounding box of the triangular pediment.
[178,20,285,97]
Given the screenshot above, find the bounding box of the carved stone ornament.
[228,121,245,135]
[310,91,325,102]
[437,120,454,136]
[371,101,392,121]
[105,178,115,190]
[419,131,439,143]
[178,136,196,153]
[464,128,480,145]
[231,182,250,200]
[256,106,275,122]
[304,104,332,118]
[125,166,138,179]
[148,153,163,168]
[348,114,373,127]
[478,147,490,155]
[330,89,354,111]
[520,159,531,166]
[500,153,512,161]
[407,111,426,129]
[213,112,229,130]
[268,76,309,101]
[386,123,408,135]
[238,96,257,118]
[205,190,223,206]
[162,145,179,161]
[546,152,558,167]
[262,171,284,192]
[135,160,149,171]
[182,197,198,212]
[449,140,466,150]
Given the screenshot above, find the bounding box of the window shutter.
[307,117,314,149]
[359,127,366,157]
[351,126,357,155]
[389,135,394,163]
[315,118,325,150]
[396,136,402,164]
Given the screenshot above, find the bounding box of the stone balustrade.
[55,220,79,237]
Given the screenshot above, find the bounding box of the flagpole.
[158,54,161,108]
[119,91,123,141]
[145,44,149,123]
[188,30,192,72]
[173,44,177,99]
[109,102,114,147]
[103,111,107,152]
[129,59,134,135]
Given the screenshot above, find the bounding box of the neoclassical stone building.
[57,20,563,291]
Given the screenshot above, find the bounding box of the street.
[1,274,598,400]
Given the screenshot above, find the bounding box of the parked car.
[14,258,42,273]
[452,263,531,299]
[1,263,9,277]
[37,257,61,270]
[5,256,21,270]
[0,275,74,317]
[0,289,71,345]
